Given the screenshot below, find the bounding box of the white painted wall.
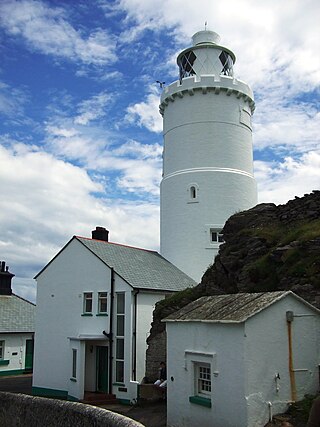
[166,321,246,427]
[244,294,320,427]
[0,333,33,373]
[33,238,116,399]
[135,292,165,382]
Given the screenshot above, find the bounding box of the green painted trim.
[67,395,79,402]
[96,313,108,316]
[117,398,131,405]
[70,377,77,382]
[189,395,212,408]
[81,313,93,317]
[113,382,125,386]
[0,360,10,366]
[0,368,25,376]
[32,386,68,399]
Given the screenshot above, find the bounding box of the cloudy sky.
[0,0,319,302]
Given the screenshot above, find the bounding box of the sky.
[0,0,319,303]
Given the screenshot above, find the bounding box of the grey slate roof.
[164,291,319,323]
[77,237,196,292]
[0,294,35,333]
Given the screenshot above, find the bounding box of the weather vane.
[156,80,165,89]
[205,21,208,30]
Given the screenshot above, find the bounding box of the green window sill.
[113,382,125,386]
[0,360,10,366]
[81,313,93,317]
[96,313,108,316]
[189,395,211,408]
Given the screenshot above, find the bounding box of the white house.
[0,261,35,376]
[32,227,195,403]
[164,291,320,427]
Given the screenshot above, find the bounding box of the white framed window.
[83,292,93,314]
[0,341,4,359]
[210,229,224,243]
[72,349,77,379]
[98,292,108,314]
[115,293,125,383]
[196,363,211,396]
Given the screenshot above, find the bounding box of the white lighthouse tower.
[160,29,257,282]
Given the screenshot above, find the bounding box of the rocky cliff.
[145,190,320,379]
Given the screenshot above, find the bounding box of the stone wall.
[0,392,144,427]
[145,330,167,381]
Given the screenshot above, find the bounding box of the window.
[98,292,108,314]
[115,293,125,383]
[188,184,199,203]
[0,341,4,359]
[83,292,93,314]
[178,50,197,80]
[72,349,77,379]
[196,364,211,396]
[219,51,234,76]
[210,229,224,243]
[190,186,196,199]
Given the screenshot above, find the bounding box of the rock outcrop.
[145,190,320,380]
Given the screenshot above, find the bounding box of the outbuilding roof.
[164,291,320,323]
[76,237,196,292]
[0,294,35,333]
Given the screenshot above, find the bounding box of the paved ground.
[0,375,166,427]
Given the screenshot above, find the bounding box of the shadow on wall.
[0,392,145,427]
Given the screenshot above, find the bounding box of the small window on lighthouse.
[190,186,197,199]
[210,229,224,244]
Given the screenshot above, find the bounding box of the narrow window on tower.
[188,184,199,203]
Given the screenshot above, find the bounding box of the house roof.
[76,237,196,292]
[0,294,35,333]
[164,291,320,324]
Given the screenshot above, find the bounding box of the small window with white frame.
[0,340,4,359]
[196,363,211,396]
[210,229,224,244]
[98,292,108,314]
[83,292,93,314]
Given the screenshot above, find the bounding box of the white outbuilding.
[32,227,195,403]
[164,291,320,427]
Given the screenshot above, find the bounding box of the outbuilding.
[164,291,320,427]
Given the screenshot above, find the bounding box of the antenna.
[205,21,207,31]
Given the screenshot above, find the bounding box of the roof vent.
[92,227,109,242]
[0,261,14,296]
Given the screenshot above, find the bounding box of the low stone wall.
[0,392,145,427]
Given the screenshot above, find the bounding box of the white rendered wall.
[166,321,246,427]
[0,333,33,373]
[160,72,257,283]
[244,295,320,427]
[135,292,166,382]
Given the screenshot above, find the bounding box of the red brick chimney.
[0,261,15,295]
[91,227,109,242]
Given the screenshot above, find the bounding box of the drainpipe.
[108,267,115,393]
[268,401,273,422]
[286,311,297,402]
[132,290,139,381]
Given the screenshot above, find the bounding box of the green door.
[96,346,109,393]
[25,339,34,371]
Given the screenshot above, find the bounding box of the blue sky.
[0,0,319,302]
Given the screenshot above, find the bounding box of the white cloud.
[125,86,162,133]
[0,144,160,302]
[0,0,117,65]
[74,91,112,125]
[255,150,320,205]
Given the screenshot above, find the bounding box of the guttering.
[132,290,139,381]
[286,311,297,402]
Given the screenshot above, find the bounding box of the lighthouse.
[159,29,257,282]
